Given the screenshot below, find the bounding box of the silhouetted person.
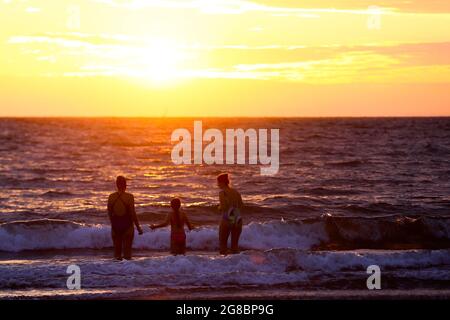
[217,173,243,254]
[150,198,194,255]
[107,176,143,260]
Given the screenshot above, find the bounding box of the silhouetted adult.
[217,173,243,254]
[107,176,143,260]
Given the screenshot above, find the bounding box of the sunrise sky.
[1,0,449,117]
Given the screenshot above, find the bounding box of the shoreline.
[123,289,450,300]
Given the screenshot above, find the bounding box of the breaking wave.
[1,215,449,252]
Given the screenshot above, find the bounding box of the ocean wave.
[0,176,48,187]
[301,187,362,196]
[1,215,449,252]
[326,159,367,167]
[40,191,75,198]
[0,219,327,252]
[0,248,449,292]
[422,143,450,155]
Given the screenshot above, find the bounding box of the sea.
[0,117,449,299]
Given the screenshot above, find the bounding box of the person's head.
[116,176,127,192]
[217,173,230,189]
[170,198,181,212]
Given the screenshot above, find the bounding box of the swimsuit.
[221,189,242,225]
[111,195,133,235]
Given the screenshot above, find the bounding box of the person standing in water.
[150,198,194,255]
[107,176,143,260]
[217,173,244,255]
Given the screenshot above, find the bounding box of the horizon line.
[1,115,450,119]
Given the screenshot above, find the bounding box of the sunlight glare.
[139,38,184,86]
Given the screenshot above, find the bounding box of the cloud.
[25,7,41,13]
[93,0,395,15]
[6,31,450,84]
[251,0,450,13]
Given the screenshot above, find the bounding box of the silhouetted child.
[150,198,194,255]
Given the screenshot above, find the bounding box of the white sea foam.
[1,217,449,252]
[0,219,328,252]
[0,249,449,293]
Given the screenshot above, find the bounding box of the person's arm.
[107,195,113,223]
[219,191,227,214]
[130,195,143,234]
[150,213,170,230]
[183,212,194,230]
[238,192,244,209]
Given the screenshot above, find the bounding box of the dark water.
[0,118,449,298]
[1,117,449,220]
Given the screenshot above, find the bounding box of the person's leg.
[230,221,243,254]
[170,238,176,255]
[170,236,186,255]
[180,240,186,255]
[219,220,231,254]
[112,229,123,260]
[123,226,135,260]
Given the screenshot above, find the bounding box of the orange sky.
[0,0,449,116]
